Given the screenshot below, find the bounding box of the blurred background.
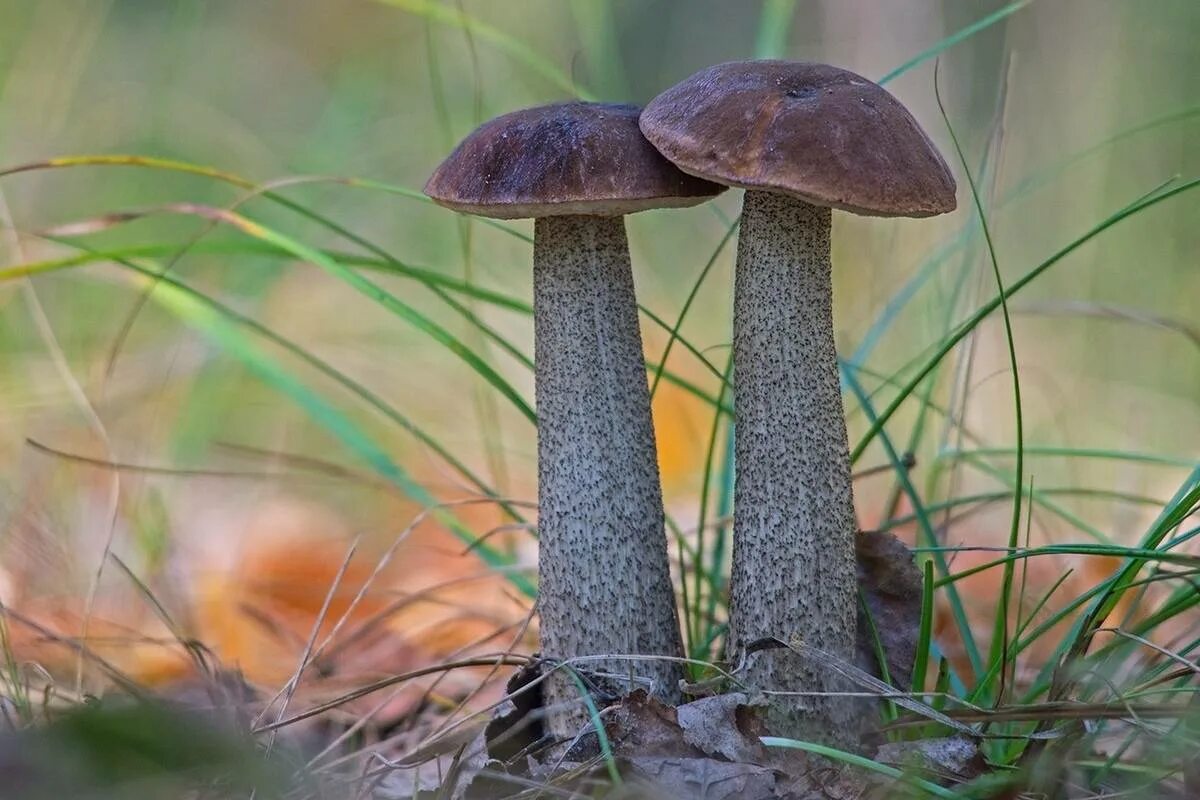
[0,0,1196,723]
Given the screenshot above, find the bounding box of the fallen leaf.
[606,690,703,759]
[676,692,767,763]
[856,530,924,691]
[625,756,777,799]
[483,662,545,765]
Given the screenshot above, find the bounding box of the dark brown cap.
[425,102,725,219]
[640,61,957,218]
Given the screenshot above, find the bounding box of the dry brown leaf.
[855,530,923,691]
[606,690,703,759]
[675,692,767,763]
[625,756,777,799]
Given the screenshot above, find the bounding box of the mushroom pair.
[426,61,955,746]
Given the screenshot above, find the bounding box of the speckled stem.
[533,214,684,743]
[728,191,860,745]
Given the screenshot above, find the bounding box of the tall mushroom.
[425,102,724,740]
[640,61,956,743]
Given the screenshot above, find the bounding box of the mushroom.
[425,102,724,740]
[640,61,956,742]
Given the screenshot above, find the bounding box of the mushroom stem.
[532,214,684,741]
[729,190,860,744]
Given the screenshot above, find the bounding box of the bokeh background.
[0,0,1197,714]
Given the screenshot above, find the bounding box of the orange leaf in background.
[2,493,532,721]
[652,377,714,494]
[192,497,532,696]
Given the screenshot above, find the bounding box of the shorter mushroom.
[641,61,956,744]
[426,102,724,741]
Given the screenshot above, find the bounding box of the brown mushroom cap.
[639,61,957,218]
[424,102,725,220]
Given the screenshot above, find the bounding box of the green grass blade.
[648,219,738,400]
[59,204,540,424]
[0,154,532,244]
[933,543,1200,591]
[564,668,622,786]
[639,303,729,388]
[1063,469,1200,666]
[850,176,1200,464]
[753,0,796,59]
[1,239,738,418]
[877,0,1035,85]
[31,239,532,562]
[690,353,734,659]
[347,177,532,242]
[913,560,935,697]
[935,65,1026,707]
[0,242,533,312]
[940,446,1198,469]
[709,420,735,634]
[761,738,958,799]
[850,99,1199,372]
[0,154,255,187]
[842,363,982,679]
[130,265,533,596]
[881,487,1164,533]
[373,0,594,99]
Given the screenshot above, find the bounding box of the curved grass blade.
[877,0,1035,85]
[953,454,1116,545]
[145,271,525,524]
[881,51,1015,527]
[849,176,1200,464]
[882,487,1166,534]
[0,154,254,187]
[936,63,1026,705]
[761,737,958,799]
[842,362,981,680]
[0,241,533,312]
[1,157,735,410]
[564,667,622,786]
[648,218,738,400]
[372,0,594,100]
[843,358,1159,548]
[912,560,935,699]
[22,237,531,529]
[128,265,534,597]
[639,303,729,389]
[708,414,736,641]
[50,202,540,424]
[1058,470,1200,672]
[0,154,531,243]
[689,353,733,658]
[1,239,735,417]
[941,446,1198,469]
[934,542,1200,591]
[849,104,1200,371]
[2,157,538,411]
[344,177,531,242]
[982,513,1200,711]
